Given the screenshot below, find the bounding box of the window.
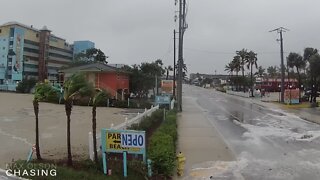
[24,39,39,46]
[23,47,39,54]
[0,29,2,33]
[36,33,39,38]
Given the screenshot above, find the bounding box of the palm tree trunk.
[251,63,253,97]
[33,99,42,160]
[65,99,73,166]
[241,65,245,92]
[296,67,301,101]
[92,105,98,164]
[166,70,169,80]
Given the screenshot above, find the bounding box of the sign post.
[101,129,146,177]
[123,151,127,177]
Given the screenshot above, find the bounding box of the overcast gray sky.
[1,0,320,76]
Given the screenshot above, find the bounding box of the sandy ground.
[0,92,131,168]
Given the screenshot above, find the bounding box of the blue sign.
[155,95,171,105]
[121,132,145,148]
[101,129,146,176]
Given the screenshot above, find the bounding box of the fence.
[88,105,159,161]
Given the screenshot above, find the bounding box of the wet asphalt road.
[183,85,320,180]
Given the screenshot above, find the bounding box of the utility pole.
[269,27,289,103]
[173,29,176,98]
[177,0,187,112]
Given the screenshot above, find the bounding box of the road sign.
[161,80,174,94]
[155,95,171,105]
[106,131,141,153]
[101,129,147,176]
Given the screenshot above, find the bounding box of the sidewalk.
[175,96,235,179]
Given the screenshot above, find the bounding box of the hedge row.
[148,110,177,177]
[16,78,37,93]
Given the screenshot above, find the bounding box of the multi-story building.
[0,21,73,90]
[73,40,95,56]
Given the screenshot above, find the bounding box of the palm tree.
[255,66,265,78]
[237,49,249,92]
[225,62,234,76]
[267,66,278,78]
[303,48,319,104]
[236,49,248,78]
[232,55,241,76]
[231,56,241,90]
[91,89,109,164]
[287,52,305,100]
[308,54,320,106]
[63,73,94,166]
[246,51,258,97]
[165,65,173,80]
[33,89,42,160]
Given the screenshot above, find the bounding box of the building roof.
[108,64,126,69]
[1,21,39,32]
[0,21,66,41]
[59,62,128,74]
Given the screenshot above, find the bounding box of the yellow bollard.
[177,152,186,176]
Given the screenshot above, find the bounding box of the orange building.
[59,63,129,100]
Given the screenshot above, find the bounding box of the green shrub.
[136,101,153,109]
[16,78,37,93]
[148,109,177,177]
[128,109,164,131]
[150,109,164,122]
[159,112,177,144]
[47,88,60,103]
[94,91,111,107]
[114,100,129,108]
[114,99,152,109]
[148,131,175,176]
[35,83,57,101]
[73,96,92,106]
